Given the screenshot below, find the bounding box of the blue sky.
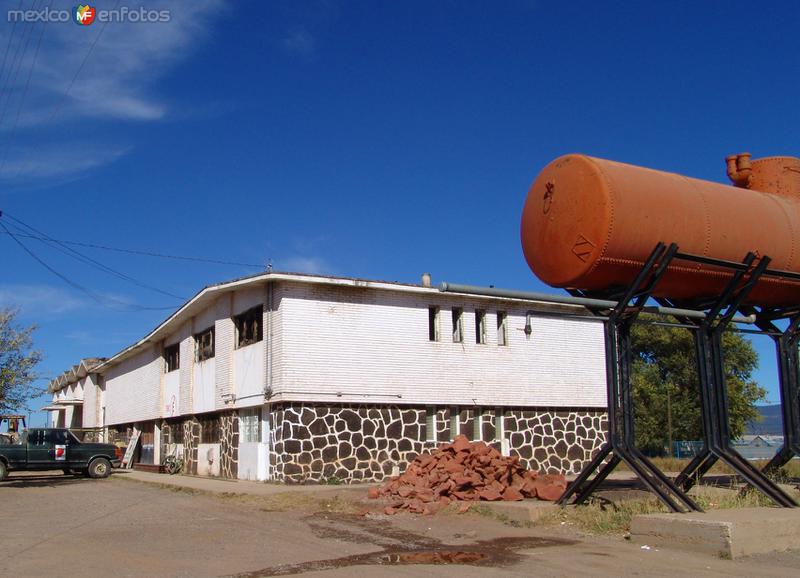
[1,1,797,425]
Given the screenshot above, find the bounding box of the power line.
[0,220,179,312]
[0,226,264,269]
[2,213,186,300]
[0,0,39,132]
[0,1,25,100]
[0,0,51,175]
[10,0,121,180]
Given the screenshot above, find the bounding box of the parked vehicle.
[0,428,122,481]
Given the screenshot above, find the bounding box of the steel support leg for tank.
[753,314,800,476]
[559,243,700,513]
[673,253,797,507]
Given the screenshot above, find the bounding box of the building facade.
[48,273,608,483]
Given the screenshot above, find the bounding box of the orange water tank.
[520,154,800,307]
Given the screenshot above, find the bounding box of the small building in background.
[48,272,607,483]
[732,435,785,461]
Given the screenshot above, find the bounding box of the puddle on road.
[230,535,573,577]
[382,550,488,564]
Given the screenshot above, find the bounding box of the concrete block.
[630,507,800,559]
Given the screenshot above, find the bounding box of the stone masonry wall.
[268,403,606,484]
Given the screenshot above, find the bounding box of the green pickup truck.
[0,428,122,481]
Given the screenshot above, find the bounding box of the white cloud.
[0,142,129,181]
[5,0,222,126]
[283,26,316,57]
[279,256,331,275]
[0,284,87,315]
[0,1,222,180]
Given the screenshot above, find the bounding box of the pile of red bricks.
[367,435,567,515]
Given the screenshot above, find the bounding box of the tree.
[0,308,42,413]
[631,318,765,455]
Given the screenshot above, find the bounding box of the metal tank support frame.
[663,253,796,507]
[743,310,800,478]
[557,243,702,513]
[562,245,798,510]
[441,243,800,511]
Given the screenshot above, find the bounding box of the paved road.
[0,471,798,577]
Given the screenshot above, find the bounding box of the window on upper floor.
[195,326,215,362]
[497,311,508,346]
[475,310,487,344]
[452,308,464,343]
[234,305,263,348]
[428,306,440,342]
[164,343,180,373]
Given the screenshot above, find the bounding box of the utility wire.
[0,227,264,269]
[0,0,51,175]
[0,0,25,100]
[0,0,39,132]
[10,0,121,180]
[2,213,186,300]
[0,220,177,312]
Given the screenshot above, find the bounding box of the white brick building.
[48,272,607,482]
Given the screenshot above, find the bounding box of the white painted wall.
[234,343,264,407]
[192,358,216,415]
[82,375,98,427]
[196,443,221,476]
[104,344,162,425]
[88,277,607,427]
[274,282,607,407]
[163,370,180,417]
[238,443,266,481]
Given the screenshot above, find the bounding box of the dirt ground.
[0,470,798,577]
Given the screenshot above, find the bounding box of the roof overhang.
[41,405,67,411]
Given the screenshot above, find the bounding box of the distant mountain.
[746,404,783,435]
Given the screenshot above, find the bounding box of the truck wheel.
[0,461,7,481]
[88,458,112,479]
[62,469,71,475]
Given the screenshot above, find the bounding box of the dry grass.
[533,483,800,536]
[617,457,800,480]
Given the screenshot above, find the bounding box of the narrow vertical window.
[473,407,483,440]
[164,344,180,372]
[450,406,459,439]
[495,408,504,442]
[425,406,436,442]
[452,307,463,343]
[497,311,508,346]
[428,306,440,341]
[195,326,215,361]
[475,310,486,344]
[234,305,263,348]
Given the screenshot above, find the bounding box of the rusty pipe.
[727,152,753,188]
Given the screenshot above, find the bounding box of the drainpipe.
[264,281,273,481]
